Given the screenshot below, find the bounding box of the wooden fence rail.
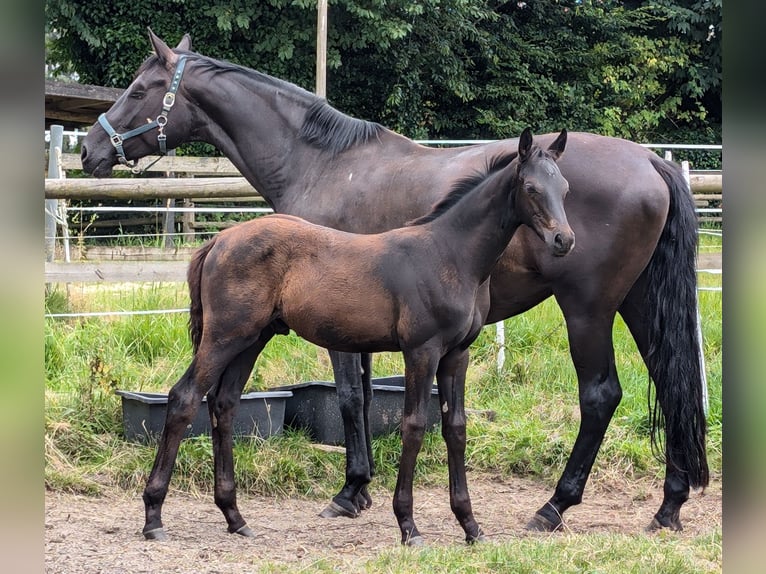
[48,152,722,199]
[44,152,722,283]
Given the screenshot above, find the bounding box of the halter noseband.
[97,55,188,173]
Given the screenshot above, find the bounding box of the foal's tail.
[187,238,217,354]
[644,155,709,489]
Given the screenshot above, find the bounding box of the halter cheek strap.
[98,55,188,173]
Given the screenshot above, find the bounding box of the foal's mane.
[407,151,517,226]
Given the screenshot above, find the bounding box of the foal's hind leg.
[527,303,623,532]
[206,332,273,536]
[142,346,244,540]
[142,361,203,539]
[320,351,375,518]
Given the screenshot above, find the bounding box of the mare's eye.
[525,184,539,196]
[130,91,145,100]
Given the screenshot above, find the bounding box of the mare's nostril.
[81,144,88,161]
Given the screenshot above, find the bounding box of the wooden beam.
[45,79,124,101]
[45,177,265,201]
[688,171,722,194]
[59,153,241,175]
[44,261,188,283]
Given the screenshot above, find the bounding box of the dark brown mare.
[133,129,573,543]
[81,31,708,537]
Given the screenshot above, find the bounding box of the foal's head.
[513,128,574,257]
[81,29,196,176]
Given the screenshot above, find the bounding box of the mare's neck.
[184,63,317,209]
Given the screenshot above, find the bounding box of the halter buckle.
[110,133,123,146]
[162,92,176,108]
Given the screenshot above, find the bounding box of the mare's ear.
[148,27,178,67]
[547,128,567,161]
[176,33,192,52]
[518,127,533,162]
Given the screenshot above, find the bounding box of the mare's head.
[513,128,574,257]
[81,29,196,176]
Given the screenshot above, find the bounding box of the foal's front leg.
[392,350,439,545]
[436,347,484,543]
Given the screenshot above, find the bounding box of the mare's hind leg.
[320,351,374,518]
[619,285,689,531]
[206,330,275,536]
[142,342,250,540]
[436,348,484,543]
[527,302,623,532]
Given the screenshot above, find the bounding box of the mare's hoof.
[319,500,358,519]
[143,527,168,541]
[646,516,683,532]
[231,524,256,537]
[404,535,425,547]
[525,513,562,532]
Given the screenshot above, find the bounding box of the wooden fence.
[45,152,722,284]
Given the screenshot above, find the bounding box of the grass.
[361,530,722,574]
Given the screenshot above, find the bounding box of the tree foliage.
[45,0,721,143]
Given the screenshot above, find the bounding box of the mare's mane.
[139,52,385,155]
[407,151,517,226]
[299,100,385,155]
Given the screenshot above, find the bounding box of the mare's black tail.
[643,155,709,489]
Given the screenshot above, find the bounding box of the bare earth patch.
[45,474,721,573]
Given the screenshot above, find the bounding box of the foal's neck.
[436,167,521,282]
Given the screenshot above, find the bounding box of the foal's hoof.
[319,500,358,519]
[232,524,256,537]
[525,513,563,532]
[143,527,168,541]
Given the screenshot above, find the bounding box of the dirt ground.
[44,473,722,573]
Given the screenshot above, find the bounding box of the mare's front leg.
[527,303,622,532]
[392,349,440,545]
[320,351,375,518]
[206,335,272,537]
[436,347,484,543]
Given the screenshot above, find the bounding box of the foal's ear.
[148,27,178,67]
[547,129,568,161]
[176,33,192,52]
[518,127,534,162]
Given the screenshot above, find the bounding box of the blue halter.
[98,55,188,173]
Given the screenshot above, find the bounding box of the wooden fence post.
[45,125,64,266]
[163,149,176,249]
